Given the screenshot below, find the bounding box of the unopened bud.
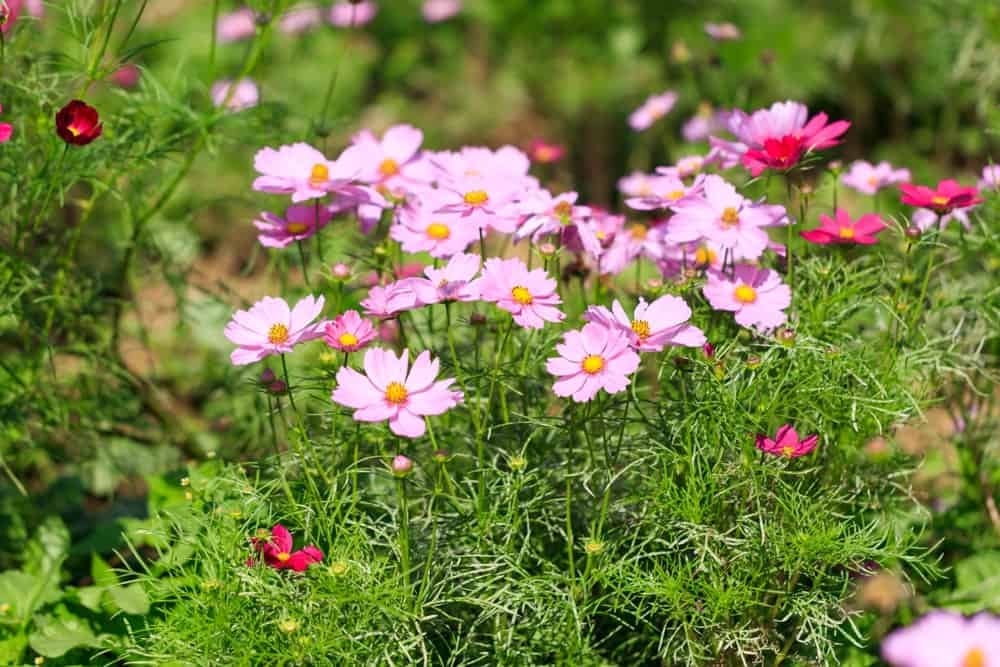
[509,455,527,471]
[538,242,557,256]
[745,355,762,369]
[904,226,922,240]
[776,327,796,346]
[268,380,287,395]
[584,540,604,556]
[391,454,413,477]
[331,262,352,279]
[260,368,276,384]
[433,449,449,463]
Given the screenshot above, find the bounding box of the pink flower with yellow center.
[249,524,323,572]
[324,310,376,353]
[841,160,910,196]
[881,610,1000,667]
[360,281,418,319]
[800,208,886,246]
[253,142,368,203]
[702,265,790,331]
[514,190,591,243]
[755,424,818,459]
[625,171,704,212]
[332,348,462,438]
[585,296,705,353]
[224,295,326,365]
[546,322,641,402]
[392,194,479,258]
[629,90,678,132]
[479,258,564,329]
[409,252,481,305]
[254,204,333,248]
[899,179,982,214]
[352,124,424,188]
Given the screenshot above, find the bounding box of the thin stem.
[396,475,412,602]
[296,239,312,288]
[267,395,296,505]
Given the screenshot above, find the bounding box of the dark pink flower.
[324,310,377,352]
[527,139,565,164]
[0,104,12,144]
[899,179,982,214]
[250,524,323,572]
[755,424,818,458]
[801,208,886,245]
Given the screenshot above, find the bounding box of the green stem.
[396,475,412,600]
[296,239,312,288]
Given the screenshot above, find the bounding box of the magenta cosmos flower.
[841,160,910,195]
[329,1,377,27]
[479,257,564,329]
[703,266,790,331]
[0,104,11,144]
[899,179,982,214]
[423,0,461,22]
[665,174,787,261]
[586,296,705,352]
[546,322,641,402]
[224,295,326,365]
[324,310,376,353]
[882,610,1000,667]
[254,204,333,248]
[216,8,256,43]
[391,193,479,257]
[755,424,818,458]
[629,90,678,132]
[211,78,259,112]
[527,138,565,164]
[253,142,367,203]
[801,208,886,245]
[360,281,418,319]
[409,252,481,305]
[710,100,850,176]
[250,524,323,572]
[332,348,462,438]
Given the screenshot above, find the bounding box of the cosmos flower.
[585,296,705,352]
[55,100,103,146]
[351,124,425,190]
[391,193,480,257]
[211,78,259,112]
[514,190,591,242]
[360,281,419,319]
[409,252,481,305]
[527,138,565,164]
[324,310,377,353]
[254,204,333,248]
[250,524,323,572]
[110,64,141,90]
[0,104,12,144]
[479,257,564,329]
[755,424,819,458]
[978,165,1000,191]
[252,142,368,203]
[224,295,326,365]
[841,160,911,195]
[546,322,641,402]
[800,209,886,245]
[625,172,704,211]
[629,90,678,132]
[329,1,377,27]
[216,7,256,43]
[422,0,462,22]
[683,104,731,143]
[280,4,323,34]
[899,179,982,214]
[881,610,1000,667]
[702,265,790,331]
[332,348,463,438]
[704,22,741,40]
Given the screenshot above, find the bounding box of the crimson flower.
[755,424,819,459]
[55,100,103,146]
[800,208,886,245]
[899,179,982,214]
[249,524,323,572]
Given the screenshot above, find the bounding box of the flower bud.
[509,454,527,471]
[433,449,449,463]
[260,368,276,384]
[904,226,922,240]
[268,380,287,395]
[331,262,352,279]
[538,242,557,256]
[278,618,299,634]
[776,327,796,346]
[329,560,349,576]
[391,454,413,477]
[745,355,762,369]
[702,342,715,359]
[584,540,604,556]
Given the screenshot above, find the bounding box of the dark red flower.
[899,179,982,214]
[249,524,323,572]
[55,100,103,146]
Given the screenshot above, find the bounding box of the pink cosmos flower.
[361,281,418,319]
[704,22,742,40]
[599,222,668,274]
[899,179,982,214]
[280,4,323,34]
[702,265,790,331]
[527,138,565,164]
[801,208,886,245]
[546,322,641,402]
[110,64,141,90]
[0,105,12,144]
[665,174,787,261]
[841,160,911,195]
[629,90,678,132]
[673,155,706,178]
[572,209,625,267]
[216,8,256,43]
[755,424,818,458]
[626,172,703,211]
[979,165,1000,191]
[324,310,376,353]
[514,190,591,242]
[211,78,259,112]
[250,524,323,572]
[332,348,462,438]
[910,206,976,232]
[881,610,1000,667]
[254,204,333,248]
[422,0,461,22]
[253,142,368,203]
[352,124,424,190]
[224,295,326,365]
[585,296,705,352]
[2,0,43,33]
[618,171,663,199]
[409,252,481,305]
[710,101,850,176]
[479,257,564,329]
[391,194,479,257]
[329,1,377,27]
[683,104,731,143]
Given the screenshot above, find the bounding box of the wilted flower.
[324,310,377,353]
[702,265,790,331]
[755,424,818,458]
[250,524,323,572]
[629,90,678,132]
[211,78,259,112]
[55,100,103,146]
[881,610,1000,667]
[841,160,910,195]
[801,208,886,245]
[224,295,326,365]
[546,322,641,402]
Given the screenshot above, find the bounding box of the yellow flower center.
[866,175,879,186]
[511,286,533,305]
[581,354,605,374]
[962,648,985,667]
[286,222,309,235]
[631,320,651,339]
[385,381,408,404]
[931,195,949,207]
[734,284,757,304]
[276,552,291,562]
[338,332,359,347]
[838,227,855,239]
[553,201,573,219]
[667,189,686,200]
[721,207,740,226]
[694,246,717,266]
[426,222,451,240]
[309,163,329,187]
[268,323,290,344]
[630,224,647,240]
[781,446,795,457]
[69,125,83,137]
[378,158,400,177]
[536,146,556,161]
[463,189,489,206]
[595,230,607,241]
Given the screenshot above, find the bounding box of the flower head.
[527,138,565,164]
[110,64,141,90]
[978,165,1000,191]
[332,348,462,438]
[254,204,333,248]
[329,1,377,27]
[324,310,377,353]
[841,160,910,195]
[410,252,481,305]
[899,179,982,214]
[253,142,368,204]
[250,524,323,572]
[625,172,703,211]
[217,8,256,42]
[360,281,418,319]
[280,4,323,34]
[352,124,424,190]
[224,295,326,365]
[881,610,1000,667]
[683,104,731,143]
[55,100,103,146]
[801,208,886,245]
[479,257,564,329]
[211,78,259,112]
[392,193,479,257]
[514,190,591,242]
[629,90,678,132]
[702,265,790,331]
[546,322,641,402]
[704,22,741,40]
[755,424,818,458]
[0,104,11,144]
[422,0,461,22]
[585,296,705,352]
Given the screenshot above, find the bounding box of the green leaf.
[74,586,105,613]
[107,583,150,616]
[28,616,97,658]
[946,551,1000,611]
[90,554,119,589]
[0,571,60,623]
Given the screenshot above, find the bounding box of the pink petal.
[390,409,426,438]
[271,524,293,553]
